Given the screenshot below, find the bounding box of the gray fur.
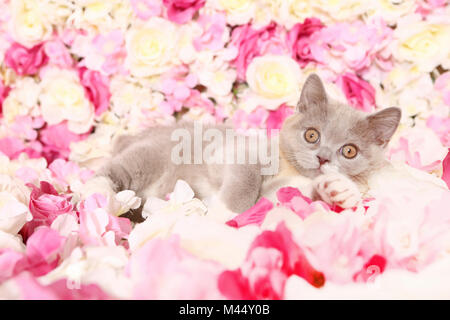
[100,74,401,221]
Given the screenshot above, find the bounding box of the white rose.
[39,67,94,134]
[0,191,32,235]
[68,0,132,33]
[2,77,41,123]
[245,55,303,111]
[9,0,52,48]
[209,0,256,26]
[125,17,179,77]
[278,0,318,28]
[394,15,450,72]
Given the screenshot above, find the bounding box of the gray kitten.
[97,74,401,221]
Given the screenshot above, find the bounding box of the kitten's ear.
[297,74,327,112]
[367,107,401,146]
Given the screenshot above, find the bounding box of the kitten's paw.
[313,173,361,209]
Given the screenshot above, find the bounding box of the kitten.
[93,74,401,221]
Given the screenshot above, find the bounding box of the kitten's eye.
[341,144,358,159]
[304,128,320,144]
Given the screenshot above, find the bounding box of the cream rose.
[0,191,31,235]
[245,55,303,110]
[2,77,41,123]
[394,16,450,72]
[9,0,52,48]
[125,17,179,77]
[210,0,256,26]
[39,67,94,134]
[68,0,132,33]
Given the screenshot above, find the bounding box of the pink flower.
[276,187,335,218]
[193,13,227,51]
[49,159,94,190]
[232,107,269,131]
[0,137,26,159]
[4,42,48,76]
[287,18,324,67]
[336,73,375,112]
[0,249,27,283]
[231,22,290,81]
[129,236,223,299]
[426,116,450,147]
[25,227,66,276]
[10,116,44,141]
[91,30,126,75]
[39,122,89,163]
[130,0,162,20]
[43,39,73,68]
[353,254,387,283]
[434,72,450,106]
[78,193,131,247]
[226,198,273,228]
[442,150,450,189]
[79,67,111,116]
[388,137,442,172]
[218,223,325,299]
[0,80,10,115]
[266,104,294,135]
[21,181,74,239]
[12,272,109,299]
[163,0,205,24]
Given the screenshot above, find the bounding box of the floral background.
[0,0,449,299]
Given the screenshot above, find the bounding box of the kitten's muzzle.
[317,155,329,166]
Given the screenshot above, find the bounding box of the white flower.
[125,17,180,77]
[394,14,450,72]
[364,0,417,25]
[2,77,41,123]
[110,190,142,217]
[142,180,207,219]
[129,180,208,251]
[9,0,52,47]
[0,230,25,252]
[245,54,303,111]
[39,246,132,299]
[191,52,237,97]
[39,67,94,134]
[0,191,32,235]
[208,0,256,26]
[68,0,132,33]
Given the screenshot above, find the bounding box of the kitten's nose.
[317,155,329,166]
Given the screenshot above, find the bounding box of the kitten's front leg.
[313,172,362,209]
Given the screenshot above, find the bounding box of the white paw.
[313,172,361,208]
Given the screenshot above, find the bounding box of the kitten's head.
[280,74,401,181]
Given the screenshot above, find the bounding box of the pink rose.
[0,80,10,115]
[336,73,375,112]
[218,223,325,299]
[23,182,73,238]
[287,18,324,67]
[266,104,294,135]
[163,0,206,24]
[4,42,48,76]
[39,122,89,163]
[79,67,111,116]
[231,22,289,80]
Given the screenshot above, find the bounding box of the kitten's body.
[97,75,401,221]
